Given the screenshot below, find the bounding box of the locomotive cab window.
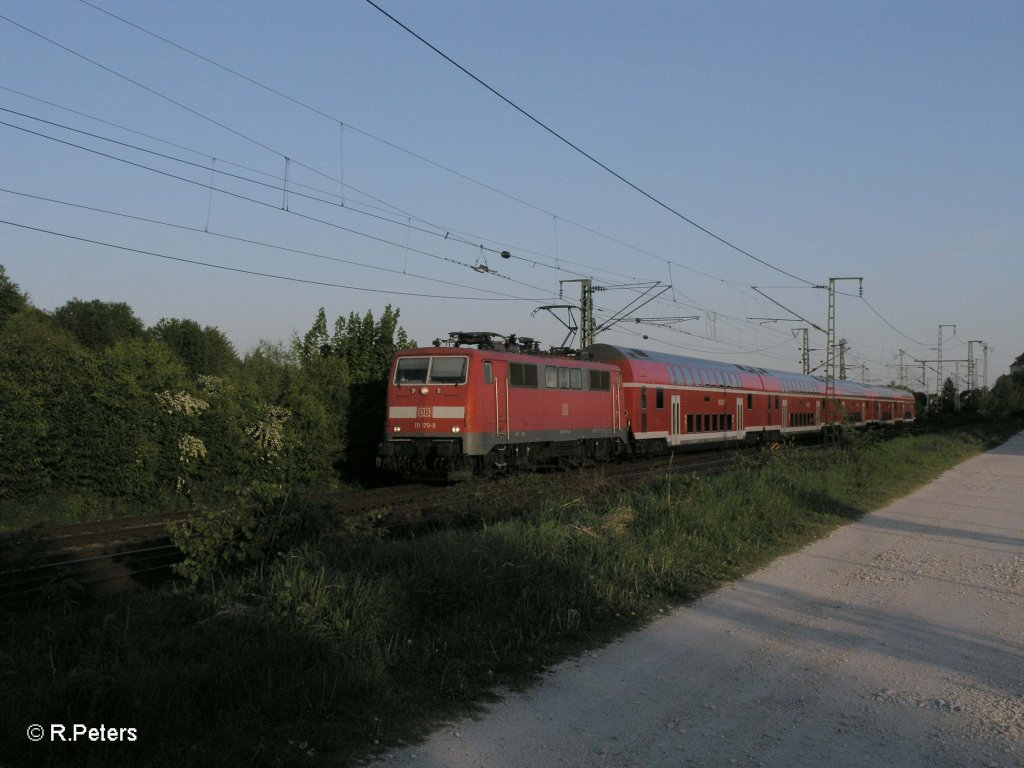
[395,357,429,385]
[395,356,468,385]
[428,356,468,384]
[589,370,611,391]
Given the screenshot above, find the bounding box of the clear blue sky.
[3,0,1021,388]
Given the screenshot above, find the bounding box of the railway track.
[0,512,187,600]
[0,441,838,601]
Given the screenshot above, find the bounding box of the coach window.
[558,367,570,389]
[775,396,780,409]
[570,368,583,390]
[687,414,694,432]
[641,386,648,409]
[656,388,664,408]
[545,366,558,388]
[712,414,718,431]
[509,363,538,388]
[484,361,493,385]
[703,414,711,431]
[747,393,753,410]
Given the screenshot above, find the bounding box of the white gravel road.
[371,432,1024,768]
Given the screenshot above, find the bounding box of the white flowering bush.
[246,405,290,463]
[155,390,209,417]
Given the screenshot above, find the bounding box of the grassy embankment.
[1,422,1018,768]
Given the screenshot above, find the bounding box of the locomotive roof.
[586,343,913,400]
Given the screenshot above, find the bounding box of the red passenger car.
[586,344,915,454]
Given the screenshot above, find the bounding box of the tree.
[294,306,415,475]
[0,264,28,325]
[0,312,93,499]
[53,298,145,350]
[150,318,239,377]
[935,376,958,415]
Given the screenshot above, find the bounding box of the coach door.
[736,397,744,435]
[488,360,509,437]
[782,399,789,431]
[671,395,681,440]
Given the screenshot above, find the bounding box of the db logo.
[417,407,431,418]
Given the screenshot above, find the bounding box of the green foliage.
[935,376,959,414]
[980,370,1024,419]
[0,264,413,523]
[295,305,415,473]
[150,317,239,377]
[0,311,93,499]
[0,264,28,324]
[0,426,1007,767]
[53,298,145,350]
[168,498,303,587]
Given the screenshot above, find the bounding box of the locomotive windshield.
[395,356,468,385]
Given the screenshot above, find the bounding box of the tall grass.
[1,424,1016,767]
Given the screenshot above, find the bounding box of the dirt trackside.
[370,432,1024,768]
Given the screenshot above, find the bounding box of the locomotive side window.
[589,370,611,391]
[428,357,468,384]
[509,363,538,388]
[484,361,493,385]
[558,367,570,389]
[570,368,583,390]
[396,357,429,384]
[545,366,558,388]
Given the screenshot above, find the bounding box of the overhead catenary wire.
[0,187,533,301]
[0,219,545,302]
[7,5,932,367]
[38,1,829,355]
[71,1,757,291]
[363,0,817,288]
[0,116,562,296]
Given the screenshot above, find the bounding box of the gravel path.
[372,433,1024,768]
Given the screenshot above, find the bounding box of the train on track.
[377,331,916,480]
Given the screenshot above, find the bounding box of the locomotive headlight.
[393,426,401,432]
[451,426,461,433]
[420,386,429,395]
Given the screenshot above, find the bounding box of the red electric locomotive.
[378,333,916,478]
[377,332,627,479]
